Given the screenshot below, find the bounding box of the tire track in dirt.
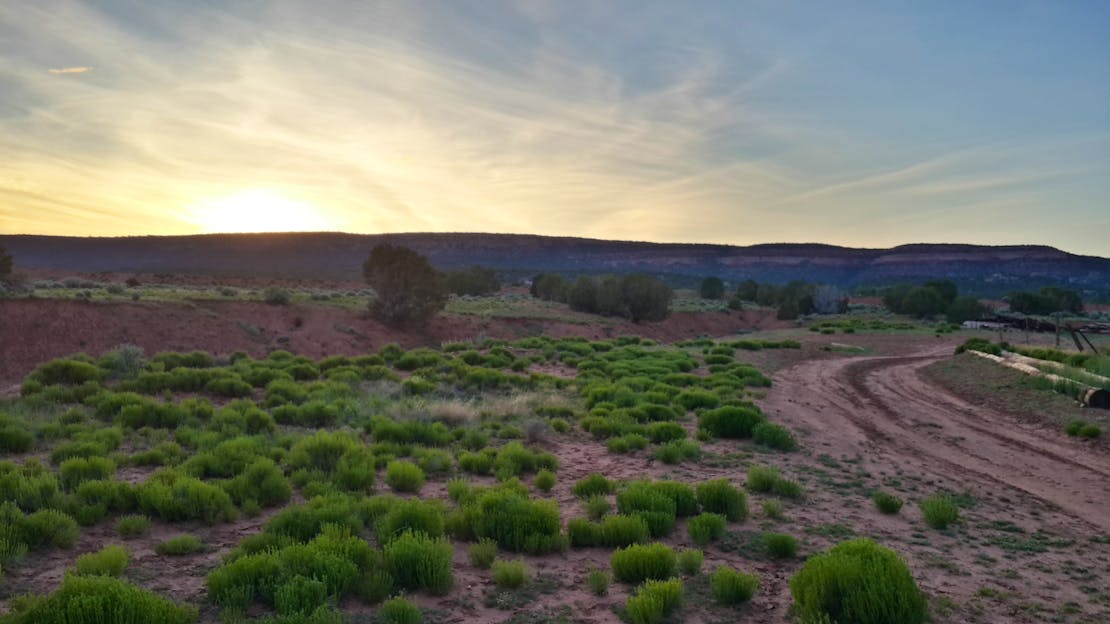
[764,347,1110,533]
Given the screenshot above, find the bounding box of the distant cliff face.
[2,233,1108,299]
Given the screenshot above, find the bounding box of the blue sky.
[1,1,1107,254]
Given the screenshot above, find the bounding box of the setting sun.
[185,190,336,233]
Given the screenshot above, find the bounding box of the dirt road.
[763,345,1110,533]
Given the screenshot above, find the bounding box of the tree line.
[529,273,673,322]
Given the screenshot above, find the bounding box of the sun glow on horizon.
[185,190,338,234]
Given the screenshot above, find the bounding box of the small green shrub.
[2,574,197,623]
[790,538,926,624]
[1065,420,1085,436]
[751,422,799,451]
[574,476,617,501]
[156,535,205,556]
[625,578,684,624]
[616,484,677,537]
[375,498,446,544]
[687,512,726,546]
[710,565,759,605]
[491,558,531,588]
[274,575,328,616]
[357,569,394,605]
[534,469,556,492]
[380,596,422,624]
[746,465,779,492]
[18,508,80,549]
[74,544,130,577]
[468,538,498,569]
[653,439,700,465]
[698,405,763,438]
[584,494,611,520]
[873,491,904,515]
[611,543,676,583]
[587,568,609,595]
[116,514,150,539]
[1079,423,1101,438]
[763,532,799,559]
[772,477,805,499]
[762,499,783,520]
[696,479,747,521]
[383,530,453,595]
[677,548,703,575]
[920,494,960,529]
[59,456,116,490]
[467,489,563,553]
[384,461,426,494]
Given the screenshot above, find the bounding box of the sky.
[1,1,1108,255]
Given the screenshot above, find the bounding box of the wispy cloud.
[47,66,92,75]
[0,1,1107,255]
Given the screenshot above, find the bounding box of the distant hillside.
[3,232,1109,300]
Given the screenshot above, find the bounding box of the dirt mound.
[0,298,787,390]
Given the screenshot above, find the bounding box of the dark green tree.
[445,266,499,296]
[620,274,673,322]
[529,274,568,302]
[901,287,946,318]
[596,276,623,316]
[699,277,725,300]
[924,280,958,306]
[735,279,759,302]
[568,276,598,313]
[945,296,987,324]
[362,244,448,328]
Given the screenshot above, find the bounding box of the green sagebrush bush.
[763,532,799,559]
[611,543,677,583]
[790,538,926,624]
[534,468,556,492]
[687,512,726,546]
[572,473,615,499]
[696,479,747,521]
[136,469,236,524]
[710,565,759,605]
[461,488,564,554]
[207,525,375,610]
[0,503,80,551]
[263,494,374,542]
[873,491,904,515]
[491,558,531,588]
[676,548,703,575]
[613,481,693,539]
[379,596,422,624]
[1,574,197,624]
[74,544,130,577]
[383,530,453,595]
[920,494,960,529]
[587,568,610,595]
[0,460,63,512]
[115,514,150,539]
[468,538,498,569]
[676,389,720,411]
[584,494,611,521]
[568,514,650,548]
[698,405,764,438]
[156,535,205,556]
[221,458,292,509]
[384,460,426,493]
[59,456,116,490]
[274,575,328,616]
[375,498,446,544]
[751,422,799,451]
[653,439,700,465]
[625,578,684,624]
